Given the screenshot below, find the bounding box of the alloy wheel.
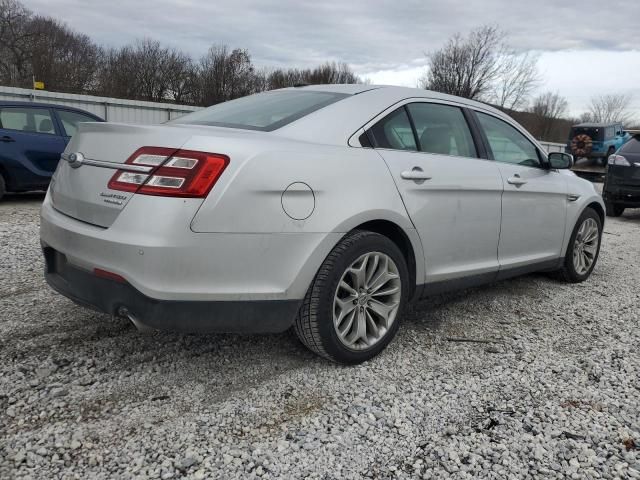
[333,252,402,350]
[572,217,599,275]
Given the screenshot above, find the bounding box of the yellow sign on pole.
[33,81,45,90]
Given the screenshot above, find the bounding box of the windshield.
[570,127,604,142]
[173,90,349,131]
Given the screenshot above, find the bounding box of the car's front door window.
[476,112,541,168]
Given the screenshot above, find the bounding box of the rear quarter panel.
[190,141,413,235]
[189,138,425,288]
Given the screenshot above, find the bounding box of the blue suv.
[567,122,631,165]
[0,101,103,200]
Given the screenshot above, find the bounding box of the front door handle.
[401,167,432,181]
[1,135,15,143]
[507,174,527,186]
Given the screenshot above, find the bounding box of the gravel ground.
[1,193,639,480]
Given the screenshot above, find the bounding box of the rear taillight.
[608,154,630,166]
[108,147,229,197]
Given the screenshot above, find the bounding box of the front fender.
[561,175,605,256]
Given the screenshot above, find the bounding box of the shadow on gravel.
[617,208,640,222]
[406,271,554,332]
[1,191,46,203]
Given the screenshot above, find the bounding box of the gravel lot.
[1,193,639,479]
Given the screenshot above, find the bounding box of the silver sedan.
[40,85,604,363]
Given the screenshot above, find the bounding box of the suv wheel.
[605,202,625,217]
[294,230,409,364]
[555,208,602,283]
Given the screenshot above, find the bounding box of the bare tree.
[0,0,34,87]
[584,93,635,125]
[96,45,143,99]
[195,45,258,105]
[28,16,100,93]
[421,25,539,108]
[95,39,195,102]
[420,26,503,100]
[492,51,540,109]
[528,91,569,140]
[265,62,360,90]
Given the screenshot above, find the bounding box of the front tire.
[294,230,409,364]
[556,208,602,283]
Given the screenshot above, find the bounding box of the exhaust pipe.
[117,307,155,333]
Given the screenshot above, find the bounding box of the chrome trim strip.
[61,154,153,173]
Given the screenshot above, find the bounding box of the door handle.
[1,135,15,143]
[507,174,527,186]
[401,167,432,181]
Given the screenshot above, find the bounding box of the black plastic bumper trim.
[43,247,301,334]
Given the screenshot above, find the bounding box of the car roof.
[0,100,100,117]
[275,84,517,145]
[288,84,506,117]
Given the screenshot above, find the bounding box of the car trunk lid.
[49,122,194,228]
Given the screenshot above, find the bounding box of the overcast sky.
[23,0,640,117]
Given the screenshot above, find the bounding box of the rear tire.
[555,208,602,283]
[605,202,625,217]
[294,230,409,364]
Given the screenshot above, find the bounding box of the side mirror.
[548,152,573,169]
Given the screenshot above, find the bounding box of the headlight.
[608,155,631,166]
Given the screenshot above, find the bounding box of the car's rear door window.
[56,110,99,137]
[476,112,541,168]
[0,107,56,134]
[407,103,477,158]
[173,90,349,131]
[368,108,417,151]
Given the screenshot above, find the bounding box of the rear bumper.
[43,246,300,333]
[604,183,640,206]
[40,192,341,302]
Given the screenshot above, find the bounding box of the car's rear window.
[619,136,640,154]
[173,90,349,132]
[570,127,603,141]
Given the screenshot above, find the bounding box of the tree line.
[1,0,635,141]
[0,0,360,105]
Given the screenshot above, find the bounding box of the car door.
[473,110,568,271]
[0,106,66,188]
[54,109,101,144]
[366,101,503,287]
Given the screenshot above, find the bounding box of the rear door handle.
[1,135,15,143]
[507,174,527,186]
[401,167,432,181]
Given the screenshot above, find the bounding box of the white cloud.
[536,50,640,117]
[360,66,426,88]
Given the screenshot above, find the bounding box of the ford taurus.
[40,85,605,364]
